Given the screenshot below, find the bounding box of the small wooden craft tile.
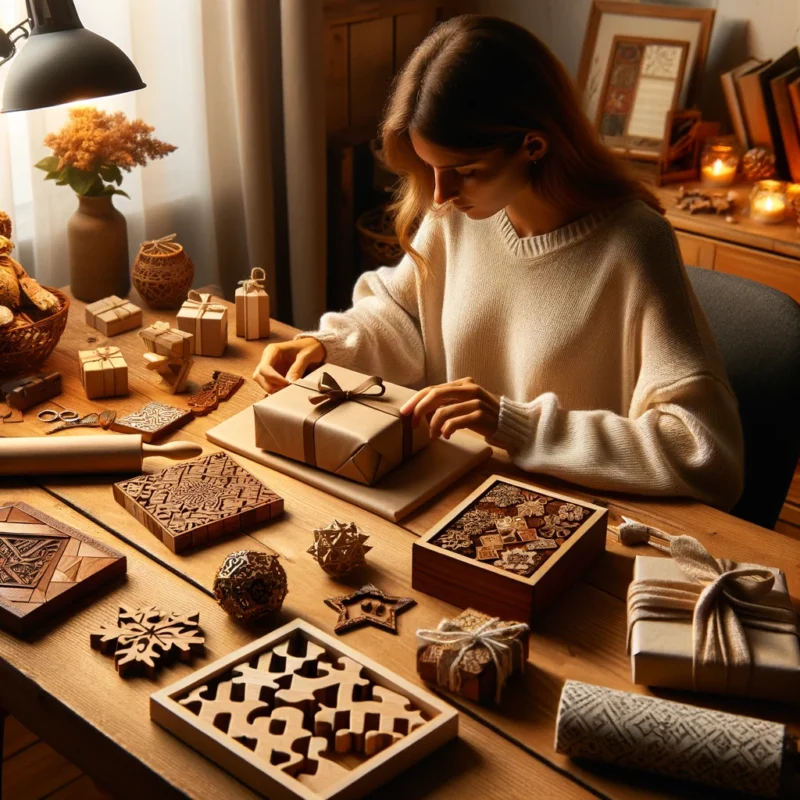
[412,475,608,623]
[111,401,193,442]
[325,583,415,635]
[150,619,458,800]
[0,502,126,635]
[113,452,283,554]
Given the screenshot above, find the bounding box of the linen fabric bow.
[417,616,529,703]
[621,518,799,693]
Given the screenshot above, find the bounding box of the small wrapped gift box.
[1,371,61,410]
[78,347,128,399]
[417,608,529,704]
[176,290,228,356]
[84,295,142,336]
[139,321,193,360]
[253,363,430,486]
[235,267,270,340]
[625,523,800,704]
[412,475,607,623]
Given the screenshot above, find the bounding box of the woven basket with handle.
[132,234,194,309]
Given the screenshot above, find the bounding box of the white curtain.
[0,0,280,309]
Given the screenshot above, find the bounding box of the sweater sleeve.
[488,217,745,512]
[296,213,444,388]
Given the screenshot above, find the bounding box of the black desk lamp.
[0,0,145,113]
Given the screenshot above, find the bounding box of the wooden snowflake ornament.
[90,605,205,677]
[307,519,371,576]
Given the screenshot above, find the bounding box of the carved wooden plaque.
[0,502,127,635]
[151,619,458,800]
[113,452,284,553]
[111,401,193,442]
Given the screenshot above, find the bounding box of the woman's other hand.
[400,377,500,440]
[253,337,326,393]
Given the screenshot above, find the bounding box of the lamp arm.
[0,18,33,66]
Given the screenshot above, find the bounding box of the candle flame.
[712,158,724,175]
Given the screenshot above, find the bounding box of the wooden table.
[1,291,799,800]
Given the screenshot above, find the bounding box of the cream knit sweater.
[301,200,744,510]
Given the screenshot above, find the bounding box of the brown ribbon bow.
[308,372,386,407]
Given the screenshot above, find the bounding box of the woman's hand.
[253,337,326,393]
[400,377,501,440]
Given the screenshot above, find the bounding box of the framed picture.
[578,1,715,155]
[656,109,701,185]
[596,36,688,158]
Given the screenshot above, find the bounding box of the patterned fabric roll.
[555,680,795,798]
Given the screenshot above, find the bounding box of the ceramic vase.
[67,194,130,302]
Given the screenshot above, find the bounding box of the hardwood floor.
[2,717,109,800]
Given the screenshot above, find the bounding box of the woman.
[254,15,743,510]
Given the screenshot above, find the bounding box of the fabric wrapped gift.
[253,363,430,485]
[84,295,142,336]
[2,371,61,411]
[79,347,128,399]
[235,267,270,340]
[176,290,228,356]
[138,320,193,360]
[622,519,800,703]
[417,608,529,704]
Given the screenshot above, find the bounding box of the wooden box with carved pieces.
[412,475,607,623]
[150,618,458,800]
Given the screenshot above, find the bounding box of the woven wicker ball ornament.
[741,147,777,181]
[132,233,195,309]
[308,519,372,576]
[213,550,287,622]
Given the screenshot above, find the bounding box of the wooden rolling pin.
[0,435,202,475]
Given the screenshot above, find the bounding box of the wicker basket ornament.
[132,233,194,309]
[0,287,69,376]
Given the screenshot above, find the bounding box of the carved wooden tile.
[150,619,458,800]
[113,452,283,553]
[0,502,126,635]
[111,401,193,442]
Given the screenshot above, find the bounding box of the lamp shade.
[2,0,145,113]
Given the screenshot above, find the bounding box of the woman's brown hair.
[381,14,663,270]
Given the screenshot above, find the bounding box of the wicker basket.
[0,288,69,376]
[356,206,406,271]
[132,234,195,309]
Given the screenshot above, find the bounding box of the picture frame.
[596,35,689,160]
[578,1,715,157]
[656,108,702,185]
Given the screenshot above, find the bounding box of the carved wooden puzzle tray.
[150,619,458,799]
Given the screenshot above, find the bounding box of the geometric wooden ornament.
[0,502,127,635]
[111,401,193,442]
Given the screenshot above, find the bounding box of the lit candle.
[786,183,800,217]
[701,157,737,187]
[751,192,787,224]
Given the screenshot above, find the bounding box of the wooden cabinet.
[675,231,716,270]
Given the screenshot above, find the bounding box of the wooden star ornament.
[324,584,416,635]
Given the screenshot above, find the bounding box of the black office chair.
[686,266,800,529]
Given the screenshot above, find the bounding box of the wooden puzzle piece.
[314,684,426,757]
[143,351,193,394]
[180,675,269,739]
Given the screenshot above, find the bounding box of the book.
[790,74,800,140]
[771,66,800,182]
[737,47,800,179]
[721,58,766,149]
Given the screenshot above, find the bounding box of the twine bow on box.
[92,295,132,322]
[182,290,226,353]
[237,267,266,295]
[81,347,124,395]
[417,616,529,703]
[621,518,799,694]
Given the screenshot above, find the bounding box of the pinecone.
[0,211,11,240]
[742,147,777,181]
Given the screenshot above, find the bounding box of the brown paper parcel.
[84,295,142,336]
[253,363,430,485]
[628,555,800,702]
[235,267,270,340]
[176,290,228,356]
[139,321,193,360]
[79,347,128,399]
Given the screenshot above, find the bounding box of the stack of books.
[721,47,800,181]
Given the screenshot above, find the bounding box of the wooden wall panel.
[325,24,350,133]
[394,8,437,72]
[349,17,395,130]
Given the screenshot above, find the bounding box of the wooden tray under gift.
[150,619,458,800]
[412,475,608,623]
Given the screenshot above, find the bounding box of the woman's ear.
[522,131,548,163]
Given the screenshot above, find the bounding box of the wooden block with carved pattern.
[112,451,284,553]
[0,502,126,635]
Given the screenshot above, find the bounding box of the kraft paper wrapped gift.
[84,295,142,336]
[79,347,128,399]
[417,608,529,704]
[253,363,430,485]
[176,290,228,356]
[235,267,270,340]
[624,522,800,703]
[139,321,193,360]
